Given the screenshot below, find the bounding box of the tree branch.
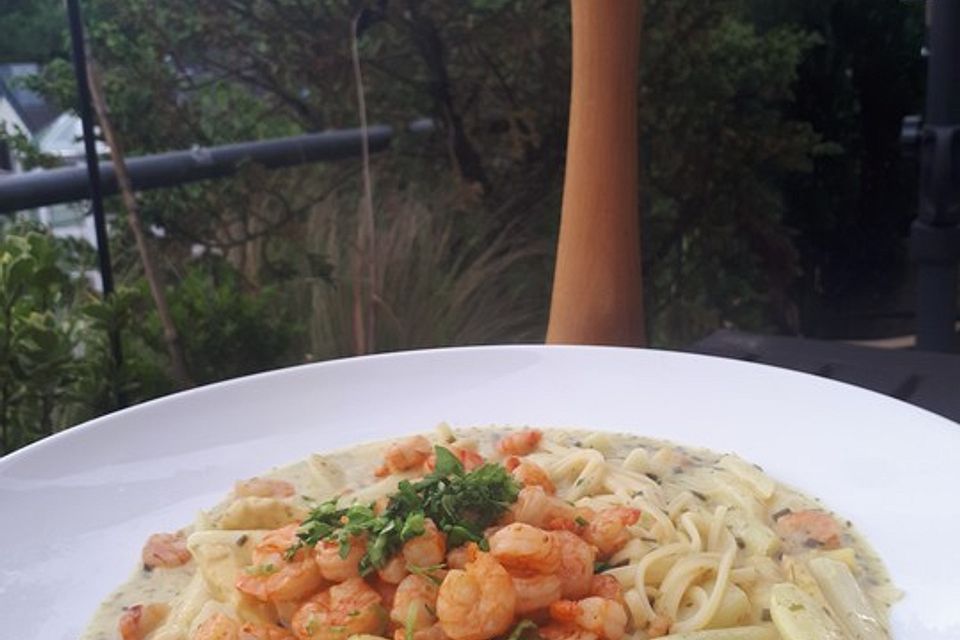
[87,61,195,389]
[399,1,489,191]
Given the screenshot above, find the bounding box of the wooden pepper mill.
[547,0,645,346]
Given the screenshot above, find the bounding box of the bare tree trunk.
[351,12,377,355]
[403,1,489,193]
[87,62,195,388]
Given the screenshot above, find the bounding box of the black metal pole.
[66,0,125,403]
[912,0,960,351]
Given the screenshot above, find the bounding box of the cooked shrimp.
[504,457,555,494]
[291,577,387,640]
[390,574,439,630]
[118,603,169,640]
[458,448,485,471]
[589,575,624,606]
[376,436,434,477]
[582,508,640,558]
[488,523,561,574]
[511,573,562,614]
[446,546,470,570]
[497,429,543,456]
[193,612,238,640]
[394,624,449,640]
[403,518,447,568]
[378,555,409,584]
[315,535,366,581]
[545,519,577,533]
[193,612,294,640]
[774,509,842,550]
[236,524,324,603]
[235,477,296,498]
[239,622,296,640]
[424,446,485,473]
[549,597,628,640]
[544,506,592,534]
[142,531,191,569]
[509,486,575,528]
[369,577,398,614]
[538,625,597,640]
[436,544,516,640]
[554,531,596,599]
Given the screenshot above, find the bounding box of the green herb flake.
[404,602,419,640]
[593,559,627,574]
[408,562,446,585]
[574,516,589,527]
[504,619,539,640]
[401,512,426,541]
[244,562,278,576]
[433,446,464,477]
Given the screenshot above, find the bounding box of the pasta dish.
[83,426,899,640]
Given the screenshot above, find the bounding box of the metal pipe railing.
[0,126,392,214]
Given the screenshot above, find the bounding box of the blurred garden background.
[0,0,926,453]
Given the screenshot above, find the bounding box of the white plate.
[1,345,958,638]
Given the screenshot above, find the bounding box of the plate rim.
[3,344,958,469]
[2,344,958,638]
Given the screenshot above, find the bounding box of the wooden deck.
[688,329,960,424]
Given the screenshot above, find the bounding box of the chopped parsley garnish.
[408,562,446,585]
[404,603,419,640]
[593,559,628,574]
[290,446,520,574]
[574,515,589,527]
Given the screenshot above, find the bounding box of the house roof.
[0,63,59,136]
[36,110,106,158]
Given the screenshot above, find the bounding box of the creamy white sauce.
[82,561,195,640]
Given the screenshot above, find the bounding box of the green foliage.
[0,226,89,453]
[74,285,173,418]
[0,225,305,453]
[157,259,301,385]
[639,1,826,344]
[0,126,60,170]
[0,0,66,64]
[303,183,548,360]
[753,0,925,337]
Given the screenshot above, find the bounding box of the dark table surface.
[687,329,960,425]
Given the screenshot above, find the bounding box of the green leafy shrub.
[0,225,306,454]
[0,226,93,452]
[157,259,302,385]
